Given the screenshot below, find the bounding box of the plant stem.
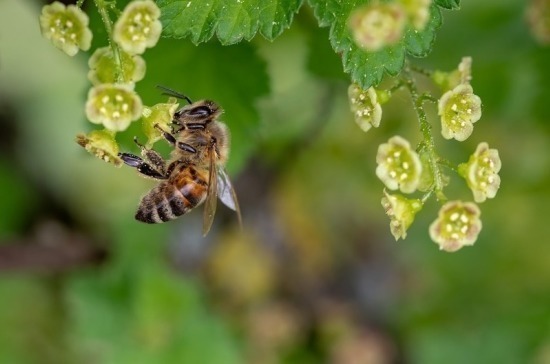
[94,0,123,83]
[409,64,433,78]
[403,68,446,201]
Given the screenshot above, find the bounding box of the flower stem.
[409,64,433,78]
[403,68,446,201]
[94,0,123,83]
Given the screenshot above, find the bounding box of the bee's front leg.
[154,124,197,154]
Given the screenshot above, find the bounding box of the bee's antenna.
[156,85,193,104]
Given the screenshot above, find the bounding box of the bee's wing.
[202,147,218,236]
[217,168,243,229]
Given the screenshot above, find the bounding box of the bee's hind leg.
[133,137,167,176]
[118,137,168,179]
[118,152,167,180]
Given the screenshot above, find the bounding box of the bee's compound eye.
[188,106,211,117]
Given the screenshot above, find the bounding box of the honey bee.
[118,87,242,236]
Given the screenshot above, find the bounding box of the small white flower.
[348,84,382,132]
[376,136,422,194]
[85,84,143,132]
[113,0,162,54]
[459,142,502,203]
[39,1,92,56]
[429,201,482,252]
[438,84,482,141]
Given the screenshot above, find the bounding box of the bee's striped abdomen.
[135,166,208,224]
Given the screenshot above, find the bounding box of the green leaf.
[308,0,445,89]
[434,0,460,10]
[158,0,303,45]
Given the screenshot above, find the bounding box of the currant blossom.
[400,0,432,30]
[348,84,382,132]
[142,99,180,146]
[76,129,122,166]
[348,3,406,52]
[85,84,143,132]
[438,84,482,141]
[88,47,146,85]
[429,201,482,252]
[432,56,473,92]
[376,136,422,194]
[381,190,423,240]
[458,142,502,203]
[39,1,92,56]
[113,0,162,55]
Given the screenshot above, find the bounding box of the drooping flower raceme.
[76,129,122,167]
[113,0,162,55]
[348,84,382,132]
[85,84,143,132]
[88,47,146,85]
[39,1,92,56]
[458,142,501,203]
[376,136,422,194]
[429,201,482,252]
[348,3,406,52]
[381,191,423,240]
[438,84,482,141]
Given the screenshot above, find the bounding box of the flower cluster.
[39,0,171,166]
[351,56,500,252]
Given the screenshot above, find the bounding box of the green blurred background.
[1,0,550,363]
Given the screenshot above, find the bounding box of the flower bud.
[381,190,423,240]
[76,129,122,166]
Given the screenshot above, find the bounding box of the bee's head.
[174,100,222,126]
